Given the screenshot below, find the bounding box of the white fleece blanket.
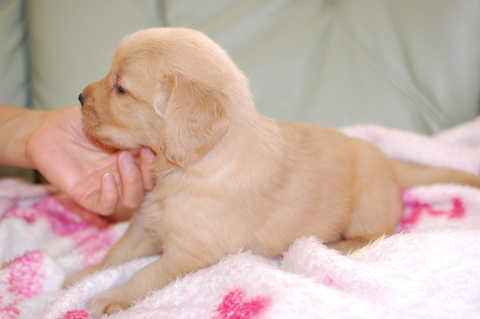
[2,119,480,319]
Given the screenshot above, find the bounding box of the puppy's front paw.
[89,286,132,318]
[63,265,102,289]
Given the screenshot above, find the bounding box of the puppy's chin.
[84,125,142,155]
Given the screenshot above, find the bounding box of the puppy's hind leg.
[331,158,403,255]
[330,194,401,254]
[63,215,161,288]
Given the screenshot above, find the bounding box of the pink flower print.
[62,309,92,319]
[2,207,41,224]
[72,228,117,268]
[2,197,90,236]
[8,250,45,299]
[323,274,336,287]
[0,250,45,313]
[33,197,90,236]
[398,191,465,232]
[213,288,270,319]
[0,307,20,319]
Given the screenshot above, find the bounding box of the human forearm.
[0,104,46,168]
[0,104,155,219]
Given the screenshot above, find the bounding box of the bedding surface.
[1,120,480,319]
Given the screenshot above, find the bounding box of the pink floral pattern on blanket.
[3,197,91,236]
[0,251,45,309]
[0,177,479,318]
[0,179,120,319]
[398,190,466,232]
[62,309,91,319]
[213,288,271,319]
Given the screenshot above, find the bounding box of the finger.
[118,151,144,209]
[95,172,118,215]
[139,146,156,191]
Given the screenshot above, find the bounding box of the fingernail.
[103,173,116,188]
[121,152,134,169]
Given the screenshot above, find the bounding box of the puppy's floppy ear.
[158,75,230,167]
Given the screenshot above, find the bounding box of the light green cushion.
[164,0,480,133]
[26,0,164,110]
[0,0,29,108]
[0,0,33,179]
[14,0,480,135]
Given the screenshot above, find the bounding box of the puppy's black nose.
[78,93,84,106]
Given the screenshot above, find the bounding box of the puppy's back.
[250,121,401,255]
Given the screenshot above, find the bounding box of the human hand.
[25,105,156,220]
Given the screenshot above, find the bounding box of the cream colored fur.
[64,28,480,317]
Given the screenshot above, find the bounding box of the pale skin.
[0,104,155,220]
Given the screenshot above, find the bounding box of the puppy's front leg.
[63,215,161,288]
[89,249,210,317]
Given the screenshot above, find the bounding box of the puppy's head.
[80,28,249,167]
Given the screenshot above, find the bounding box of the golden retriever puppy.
[65,28,480,317]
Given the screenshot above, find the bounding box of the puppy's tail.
[390,160,480,189]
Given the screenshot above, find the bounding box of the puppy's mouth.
[78,92,143,154]
[81,106,101,133]
[80,105,116,148]
[79,91,101,131]
[78,92,139,152]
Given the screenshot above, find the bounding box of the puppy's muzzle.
[78,93,85,106]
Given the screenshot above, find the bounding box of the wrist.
[0,107,47,168]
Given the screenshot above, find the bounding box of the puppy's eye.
[116,85,128,94]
